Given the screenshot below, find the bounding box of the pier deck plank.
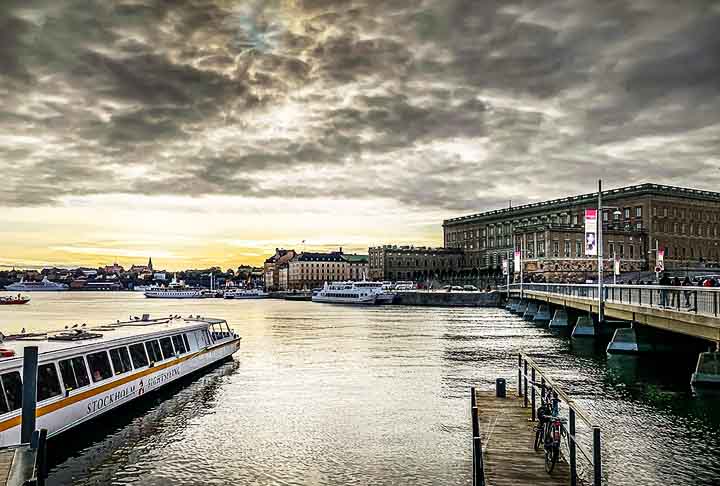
[475,390,570,486]
[0,448,14,485]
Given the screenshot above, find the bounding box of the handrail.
[508,283,720,292]
[518,353,602,486]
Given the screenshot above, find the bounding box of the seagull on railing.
[81,323,86,327]
[21,328,25,334]
[71,324,78,328]
[64,325,69,329]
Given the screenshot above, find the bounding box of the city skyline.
[3,1,720,269]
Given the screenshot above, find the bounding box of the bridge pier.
[572,314,596,338]
[691,352,720,387]
[523,301,539,321]
[532,304,552,326]
[549,308,571,330]
[514,299,528,316]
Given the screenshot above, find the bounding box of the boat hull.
[311,296,377,305]
[0,338,241,447]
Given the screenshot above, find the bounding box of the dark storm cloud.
[1,0,720,210]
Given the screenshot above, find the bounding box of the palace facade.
[443,184,720,282]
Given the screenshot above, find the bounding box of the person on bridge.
[659,273,671,307]
[682,277,693,308]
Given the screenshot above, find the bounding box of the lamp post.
[596,179,623,323]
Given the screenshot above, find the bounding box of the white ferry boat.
[224,289,269,299]
[144,277,205,299]
[0,315,240,447]
[5,277,68,292]
[311,281,394,305]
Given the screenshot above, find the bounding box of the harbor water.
[1,292,719,485]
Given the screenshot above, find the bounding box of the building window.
[652,207,657,217]
[564,240,570,257]
[603,211,608,222]
[576,240,582,257]
[624,208,630,219]
[663,208,668,217]
[619,245,624,258]
[572,215,578,225]
[636,222,642,231]
[636,207,642,217]
[629,245,634,258]
[552,241,559,257]
[609,242,615,255]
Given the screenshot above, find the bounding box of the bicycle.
[532,388,566,473]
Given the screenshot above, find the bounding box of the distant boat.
[312,281,393,305]
[144,277,205,299]
[5,277,68,292]
[0,294,30,305]
[132,285,153,292]
[225,289,269,299]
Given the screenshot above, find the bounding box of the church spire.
[148,257,153,272]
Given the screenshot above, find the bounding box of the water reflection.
[48,360,238,486]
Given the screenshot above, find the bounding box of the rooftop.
[444,183,720,226]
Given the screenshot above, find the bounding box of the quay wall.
[394,291,501,307]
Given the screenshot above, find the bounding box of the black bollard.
[21,346,39,444]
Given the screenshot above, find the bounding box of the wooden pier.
[474,390,569,486]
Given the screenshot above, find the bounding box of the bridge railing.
[507,283,720,318]
[518,353,602,486]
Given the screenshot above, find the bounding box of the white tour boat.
[0,315,240,447]
[5,277,68,292]
[144,277,205,299]
[224,289,269,299]
[311,281,394,305]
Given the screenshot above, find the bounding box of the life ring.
[0,349,16,358]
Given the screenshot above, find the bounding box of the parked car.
[451,286,464,291]
[463,285,479,291]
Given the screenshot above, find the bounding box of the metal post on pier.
[517,354,522,396]
[523,360,528,408]
[569,409,577,486]
[531,368,536,421]
[593,426,602,485]
[21,346,39,444]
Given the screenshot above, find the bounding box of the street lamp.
[596,179,622,323]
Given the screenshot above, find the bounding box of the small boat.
[225,289,269,299]
[0,315,240,447]
[0,295,30,305]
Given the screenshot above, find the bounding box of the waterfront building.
[263,249,297,291]
[103,263,124,275]
[443,183,720,281]
[129,257,154,274]
[343,254,369,281]
[368,245,464,282]
[285,250,369,290]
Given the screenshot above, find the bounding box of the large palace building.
[443,183,720,282]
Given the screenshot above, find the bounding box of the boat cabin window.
[0,371,22,413]
[171,335,186,354]
[159,337,175,360]
[182,334,191,352]
[205,330,213,344]
[109,347,133,375]
[59,356,91,392]
[37,363,62,401]
[129,343,149,368]
[145,340,162,363]
[87,351,113,382]
[2,372,22,411]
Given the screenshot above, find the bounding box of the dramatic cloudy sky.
[2,0,720,269]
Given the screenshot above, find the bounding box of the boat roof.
[0,315,230,370]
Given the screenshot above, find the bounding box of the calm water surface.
[0,292,719,485]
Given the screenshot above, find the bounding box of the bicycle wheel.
[534,425,543,451]
[544,445,559,473]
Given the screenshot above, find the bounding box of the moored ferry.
[0,315,240,447]
[224,288,269,299]
[144,276,206,299]
[311,281,394,305]
[5,277,68,292]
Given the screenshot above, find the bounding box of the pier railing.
[518,353,602,486]
[508,282,720,318]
